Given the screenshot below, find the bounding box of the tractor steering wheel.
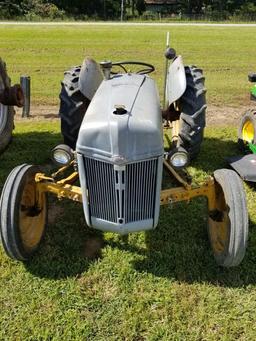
[111,61,155,75]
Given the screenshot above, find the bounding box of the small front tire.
[208,169,248,267]
[0,164,47,261]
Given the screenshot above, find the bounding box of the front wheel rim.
[19,176,46,252]
[208,183,230,255]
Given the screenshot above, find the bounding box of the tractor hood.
[76,73,163,163]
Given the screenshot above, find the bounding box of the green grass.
[1,122,256,340]
[1,24,256,340]
[1,24,256,107]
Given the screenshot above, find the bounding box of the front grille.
[125,160,157,223]
[83,157,158,224]
[84,158,117,222]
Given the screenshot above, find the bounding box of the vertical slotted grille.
[84,157,158,224]
[125,159,158,223]
[84,158,117,222]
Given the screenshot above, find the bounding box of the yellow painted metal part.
[19,172,47,252]
[163,159,191,189]
[242,120,254,143]
[57,171,79,185]
[51,161,76,179]
[208,182,230,255]
[34,163,218,214]
[160,177,216,210]
[35,172,82,203]
[161,160,217,211]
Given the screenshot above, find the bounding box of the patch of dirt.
[13,104,256,126]
[206,105,253,126]
[14,105,59,121]
[48,202,64,225]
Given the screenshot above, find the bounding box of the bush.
[141,11,158,20]
[0,1,23,19]
[23,0,66,20]
[236,2,256,21]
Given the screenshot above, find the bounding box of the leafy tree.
[1,0,256,20]
[136,0,145,15]
[0,0,23,17]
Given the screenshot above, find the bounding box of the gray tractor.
[0,40,249,268]
[0,58,24,153]
[59,55,206,163]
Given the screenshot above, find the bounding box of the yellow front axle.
[34,160,217,212]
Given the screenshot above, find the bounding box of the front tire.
[0,164,47,261]
[178,66,207,160]
[208,169,248,267]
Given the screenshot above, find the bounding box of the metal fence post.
[20,76,30,117]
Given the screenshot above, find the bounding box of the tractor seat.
[248,73,256,82]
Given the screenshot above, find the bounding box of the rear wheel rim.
[19,174,46,252]
[242,120,254,143]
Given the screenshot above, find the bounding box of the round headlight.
[170,150,189,169]
[52,144,73,166]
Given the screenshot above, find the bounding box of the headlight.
[169,149,189,169]
[52,144,74,166]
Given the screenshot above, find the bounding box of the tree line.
[0,0,256,20]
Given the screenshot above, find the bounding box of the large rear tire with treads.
[0,105,14,153]
[178,66,207,160]
[59,66,90,149]
[0,60,15,153]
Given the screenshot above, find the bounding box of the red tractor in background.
[0,58,24,153]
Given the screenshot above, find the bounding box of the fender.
[166,55,186,106]
[78,58,103,101]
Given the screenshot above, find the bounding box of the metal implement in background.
[0,58,25,153]
[0,59,24,107]
[20,76,30,117]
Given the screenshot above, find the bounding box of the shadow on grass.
[107,209,256,288]
[0,131,101,279]
[188,134,239,174]
[25,199,103,279]
[0,130,62,189]
[111,136,256,288]
[2,132,256,285]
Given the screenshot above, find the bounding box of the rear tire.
[0,104,14,153]
[59,66,90,149]
[208,169,248,267]
[0,164,47,261]
[178,66,207,160]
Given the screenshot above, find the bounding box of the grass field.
[1,122,256,340]
[1,24,256,340]
[1,24,256,107]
